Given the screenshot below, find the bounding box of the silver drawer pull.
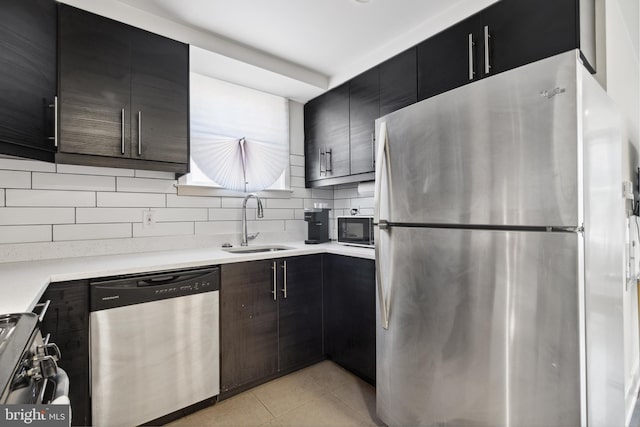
[468,33,475,80]
[484,26,491,74]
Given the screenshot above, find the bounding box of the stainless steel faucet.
[241,193,264,246]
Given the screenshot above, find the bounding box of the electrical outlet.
[143,210,156,229]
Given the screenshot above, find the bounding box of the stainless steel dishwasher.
[89,266,220,427]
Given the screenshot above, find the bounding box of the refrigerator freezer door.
[376,226,581,426]
[375,51,580,227]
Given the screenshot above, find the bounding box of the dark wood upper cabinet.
[349,68,379,176]
[379,47,417,117]
[130,29,189,164]
[418,0,594,101]
[0,0,57,162]
[482,0,582,76]
[57,4,189,173]
[58,6,131,158]
[417,13,482,102]
[304,83,350,183]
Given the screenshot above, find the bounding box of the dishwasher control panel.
[90,266,220,311]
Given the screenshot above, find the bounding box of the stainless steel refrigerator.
[374,50,628,426]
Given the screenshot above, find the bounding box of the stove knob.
[37,343,61,361]
[39,356,58,379]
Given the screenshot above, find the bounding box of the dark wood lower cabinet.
[38,280,90,427]
[220,260,278,393]
[220,255,324,395]
[279,255,323,372]
[323,254,376,384]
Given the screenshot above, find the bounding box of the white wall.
[596,0,640,423]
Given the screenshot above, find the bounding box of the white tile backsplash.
[167,194,221,208]
[134,170,177,179]
[32,173,115,192]
[7,189,95,207]
[0,225,51,244]
[56,163,135,177]
[266,198,304,209]
[0,208,75,225]
[97,192,165,208]
[132,221,194,237]
[0,158,56,172]
[116,177,177,194]
[76,208,144,224]
[0,170,31,188]
[0,151,375,260]
[53,223,132,241]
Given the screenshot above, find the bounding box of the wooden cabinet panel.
[58,5,131,158]
[349,68,379,175]
[379,48,417,117]
[304,83,350,183]
[220,261,278,393]
[418,13,482,102]
[130,29,189,164]
[0,0,56,161]
[482,0,578,77]
[323,255,376,384]
[278,255,323,372]
[39,280,90,427]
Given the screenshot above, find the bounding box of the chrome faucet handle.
[247,232,260,241]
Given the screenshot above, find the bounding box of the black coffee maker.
[304,208,330,244]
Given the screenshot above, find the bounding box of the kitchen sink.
[223,245,295,254]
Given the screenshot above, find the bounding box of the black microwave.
[337,216,374,248]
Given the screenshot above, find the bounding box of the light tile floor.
[167,360,384,427]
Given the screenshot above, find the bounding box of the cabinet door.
[349,68,379,175]
[0,0,56,160]
[220,261,278,393]
[323,255,376,384]
[305,84,350,183]
[39,280,90,427]
[304,99,322,184]
[320,83,350,179]
[278,255,323,372]
[417,13,482,101]
[58,5,131,158]
[379,48,417,117]
[482,0,577,77]
[130,30,189,164]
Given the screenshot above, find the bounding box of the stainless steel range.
[0,312,70,407]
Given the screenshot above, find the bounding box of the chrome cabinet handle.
[484,26,491,74]
[326,148,332,173]
[272,261,277,301]
[48,96,58,148]
[281,260,287,298]
[137,111,142,156]
[468,33,475,81]
[319,148,325,176]
[121,108,125,155]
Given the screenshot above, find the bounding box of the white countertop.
[0,242,374,315]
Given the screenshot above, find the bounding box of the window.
[185,73,289,192]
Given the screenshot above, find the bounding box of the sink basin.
[223,245,295,254]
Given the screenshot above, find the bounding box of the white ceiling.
[64,0,499,101]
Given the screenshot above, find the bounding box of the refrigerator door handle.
[374,121,392,330]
